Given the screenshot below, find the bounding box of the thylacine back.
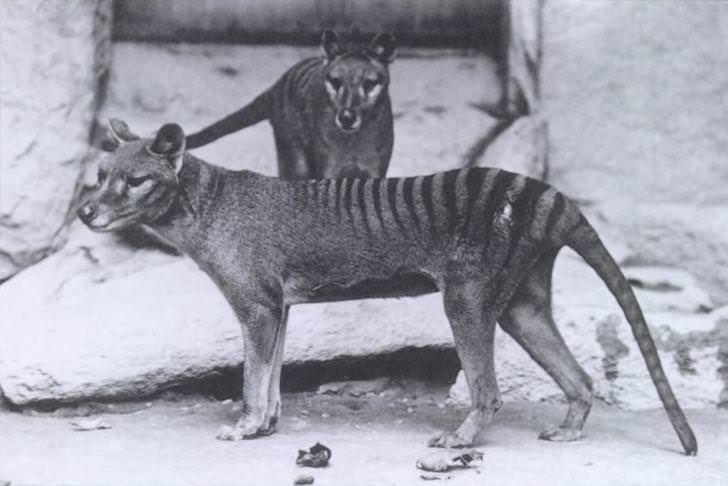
[186,30,395,179]
[79,121,697,456]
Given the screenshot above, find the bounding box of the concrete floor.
[1,385,726,486]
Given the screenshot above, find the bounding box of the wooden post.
[465,0,547,180]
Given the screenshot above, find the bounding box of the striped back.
[292,168,574,250]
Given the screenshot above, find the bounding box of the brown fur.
[78,121,698,455]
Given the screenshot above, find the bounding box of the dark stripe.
[357,178,373,238]
[421,175,436,238]
[402,177,420,232]
[481,171,517,246]
[293,58,320,92]
[442,169,459,234]
[372,178,385,233]
[544,192,566,239]
[321,179,330,210]
[501,179,550,269]
[310,181,319,208]
[344,178,356,229]
[460,168,488,238]
[334,178,343,223]
[386,178,406,232]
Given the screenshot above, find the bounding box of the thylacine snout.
[322,30,395,132]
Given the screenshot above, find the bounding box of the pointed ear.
[149,123,186,175]
[108,118,140,144]
[368,33,396,64]
[321,30,343,61]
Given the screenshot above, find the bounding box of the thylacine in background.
[185,30,396,179]
[78,120,698,456]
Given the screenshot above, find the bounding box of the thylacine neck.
[144,154,250,258]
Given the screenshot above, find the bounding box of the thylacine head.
[320,30,396,132]
[78,120,186,232]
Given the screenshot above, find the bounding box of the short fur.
[185,31,396,179]
[78,121,698,456]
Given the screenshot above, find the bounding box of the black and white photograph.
[1,0,727,484]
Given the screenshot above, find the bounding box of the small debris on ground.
[293,474,315,485]
[296,443,332,468]
[420,474,452,481]
[69,417,111,431]
[416,449,483,473]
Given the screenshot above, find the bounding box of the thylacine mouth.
[84,212,140,232]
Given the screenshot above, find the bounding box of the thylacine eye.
[363,79,379,93]
[97,170,107,185]
[127,176,150,188]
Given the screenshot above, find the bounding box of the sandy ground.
[1,382,726,486]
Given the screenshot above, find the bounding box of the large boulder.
[0,0,112,279]
[1,221,724,409]
[542,0,728,304]
[0,223,454,405]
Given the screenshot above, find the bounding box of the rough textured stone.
[588,201,728,305]
[472,115,548,179]
[448,251,727,410]
[0,0,111,279]
[544,0,728,206]
[542,0,728,304]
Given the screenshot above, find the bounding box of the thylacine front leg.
[262,305,290,433]
[218,298,285,441]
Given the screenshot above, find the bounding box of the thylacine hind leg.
[499,249,594,441]
[429,278,502,448]
[260,305,289,435]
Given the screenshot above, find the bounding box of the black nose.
[337,109,358,129]
[77,202,97,223]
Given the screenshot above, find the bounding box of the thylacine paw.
[217,414,272,441]
[538,425,584,442]
[427,431,473,449]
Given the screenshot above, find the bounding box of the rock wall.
[0,0,112,280]
[543,0,728,304]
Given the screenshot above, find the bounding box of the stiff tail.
[565,216,698,456]
[185,89,273,149]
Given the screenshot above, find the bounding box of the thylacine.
[185,30,396,179]
[78,120,697,456]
